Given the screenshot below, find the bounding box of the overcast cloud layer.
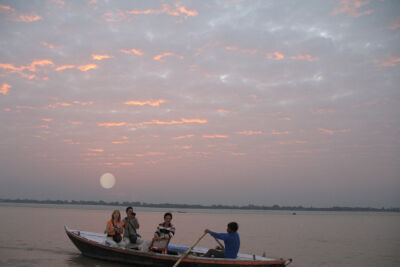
[0,0,399,207]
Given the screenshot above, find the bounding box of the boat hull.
[66,228,289,267]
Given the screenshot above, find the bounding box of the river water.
[0,203,399,266]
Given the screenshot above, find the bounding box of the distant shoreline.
[0,198,398,212]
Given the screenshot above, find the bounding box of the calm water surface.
[0,203,399,266]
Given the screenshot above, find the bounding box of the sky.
[0,0,399,208]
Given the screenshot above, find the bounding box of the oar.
[213,237,224,249]
[173,232,207,267]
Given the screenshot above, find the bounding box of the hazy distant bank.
[1,198,398,212]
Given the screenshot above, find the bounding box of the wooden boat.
[65,226,292,267]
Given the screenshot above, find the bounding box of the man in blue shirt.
[203,222,240,259]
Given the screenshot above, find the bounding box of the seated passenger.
[203,222,240,259]
[122,206,143,247]
[149,212,175,253]
[104,209,127,248]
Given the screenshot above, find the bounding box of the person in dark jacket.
[203,222,240,258]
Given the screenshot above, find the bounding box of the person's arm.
[105,221,113,235]
[133,217,139,229]
[209,232,230,241]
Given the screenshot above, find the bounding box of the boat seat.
[148,237,170,254]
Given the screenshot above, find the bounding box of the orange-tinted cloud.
[291,54,316,61]
[202,134,228,139]
[236,130,263,135]
[41,41,56,49]
[92,54,113,60]
[124,99,166,106]
[387,17,400,30]
[126,3,198,18]
[77,64,98,72]
[88,148,104,152]
[377,57,400,67]
[47,102,72,109]
[318,128,351,135]
[55,65,75,71]
[267,51,285,60]
[332,0,373,17]
[0,4,13,11]
[98,118,207,128]
[41,118,53,122]
[98,122,128,127]
[154,52,174,61]
[16,14,42,22]
[120,48,143,56]
[0,83,11,95]
[272,130,289,135]
[172,134,194,140]
[73,100,93,106]
[27,60,54,71]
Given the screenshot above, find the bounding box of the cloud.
[236,130,263,135]
[126,3,198,18]
[41,118,53,122]
[91,54,113,60]
[0,4,42,22]
[332,0,373,18]
[376,57,400,67]
[88,148,104,152]
[172,134,195,140]
[41,41,56,49]
[120,48,144,56]
[0,83,11,95]
[77,64,98,72]
[98,122,128,127]
[202,134,228,139]
[153,52,183,61]
[271,130,290,135]
[0,60,53,80]
[291,54,316,61]
[16,14,42,22]
[387,17,400,30]
[318,128,351,135]
[266,51,285,60]
[124,99,166,107]
[55,65,75,71]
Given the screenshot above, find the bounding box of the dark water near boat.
[0,203,399,267]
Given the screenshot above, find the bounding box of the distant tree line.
[0,198,399,212]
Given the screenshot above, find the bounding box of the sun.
[100,173,116,189]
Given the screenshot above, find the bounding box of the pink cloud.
[271,130,289,135]
[0,83,11,95]
[267,51,285,60]
[377,57,400,67]
[318,128,351,135]
[77,64,98,72]
[153,52,183,61]
[202,134,228,139]
[120,48,144,56]
[291,54,316,61]
[172,134,195,140]
[16,14,42,22]
[387,17,400,30]
[332,0,373,18]
[236,130,263,135]
[92,54,113,60]
[124,99,166,107]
